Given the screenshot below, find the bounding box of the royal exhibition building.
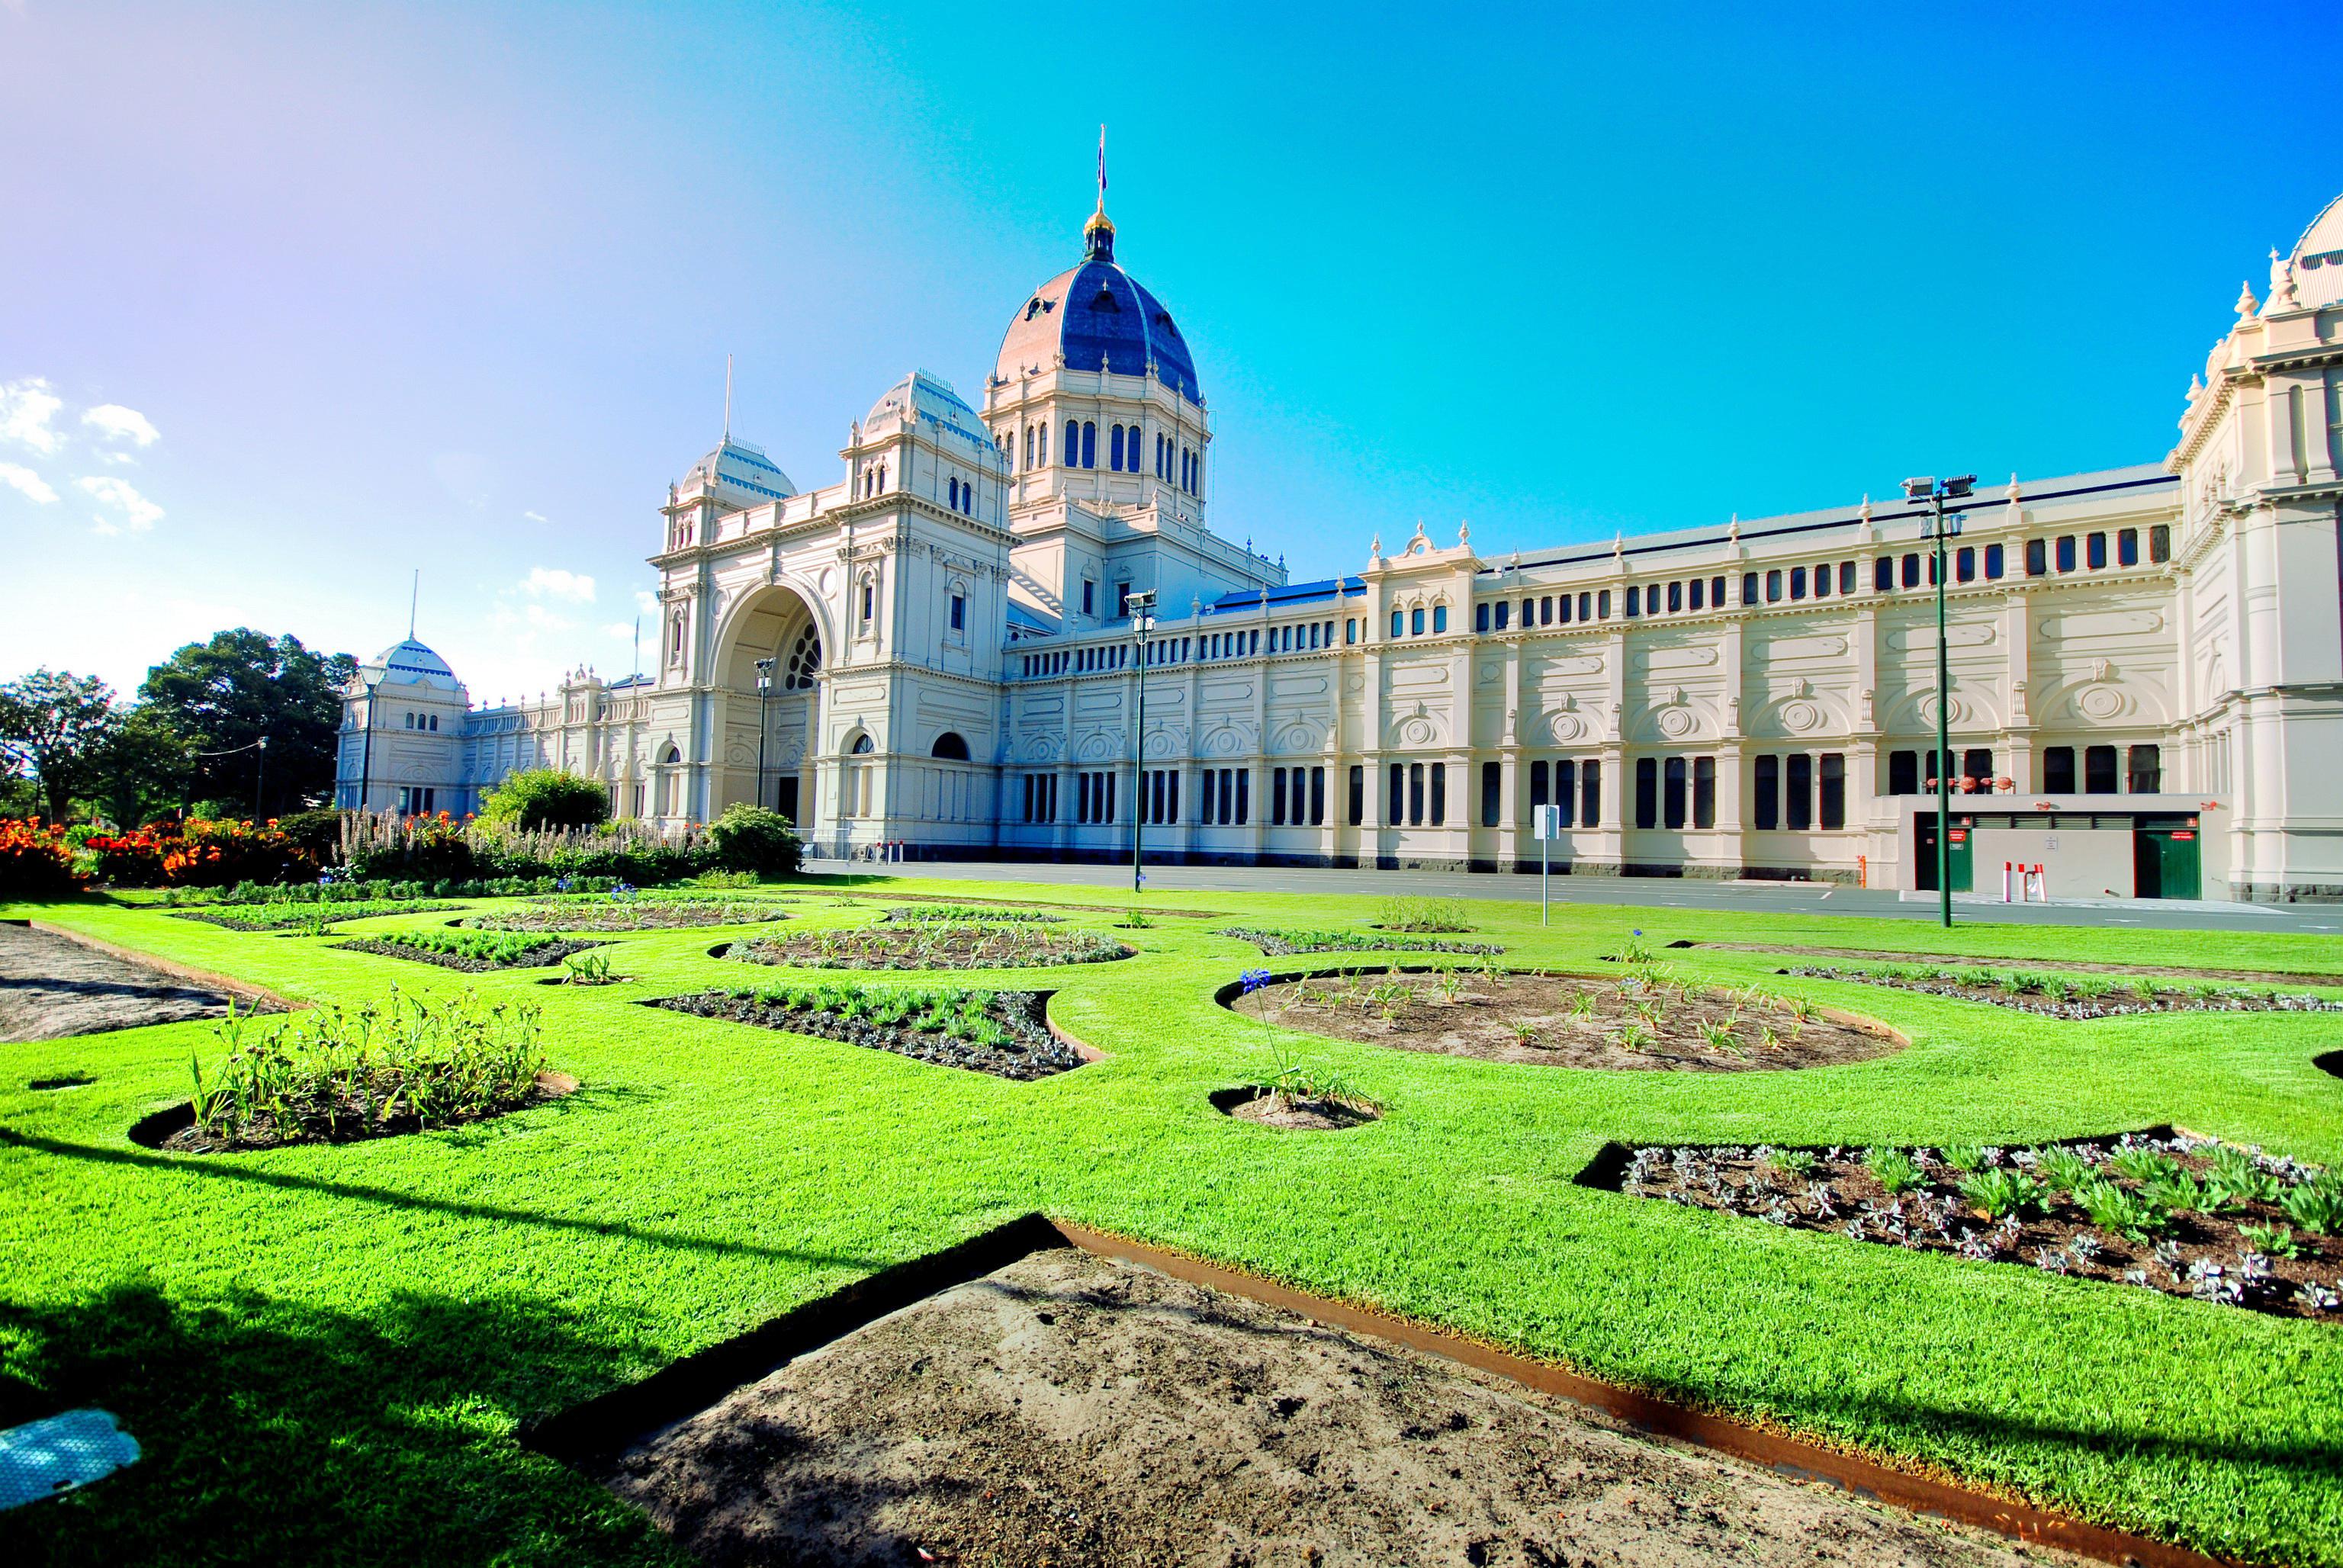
[339,190,2343,903]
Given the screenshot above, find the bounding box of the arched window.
[1082,422,1097,468]
[850,732,875,754]
[931,731,970,760]
[1024,426,1033,468]
[948,477,959,509]
[1431,604,1448,634]
[661,744,681,765]
[1410,606,1425,636]
[1109,424,1123,471]
[1064,419,1078,466]
[783,624,821,689]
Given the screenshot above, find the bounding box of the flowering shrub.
[0,819,87,898]
[341,810,718,886]
[82,819,316,888]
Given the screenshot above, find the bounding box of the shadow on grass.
[0,1126,882,1271]
[0,1280,677,1567]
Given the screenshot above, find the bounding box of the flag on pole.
[1097,124,1107,204]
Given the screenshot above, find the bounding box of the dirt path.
[0,921,246,1043]
[1679,940,2343,987]
[608,1248,2075,1568]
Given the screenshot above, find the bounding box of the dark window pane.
[2127,744,2161,793]
[1635,757,1658,830]
[2084,745,2118,794]
[1818,753,1844,829]
[2056,535,2077,573]
[1663,756,1686,829]
[1786,753,1812,831]
[1348,765,1364,825]
[1529,759,1548,807]
[1480,761,1500,827]
[2149,525,2171,563]
[1580,760,1600,827]
[1956,546,1975,582]
[2087,532,2107,570]
[1754,753,1779,830]
[1962,750,1993,793]
[1389,763,1404,824]
[1429,762,1446,825]
[1743,572,1760,604]
[1692,755,1715,828]
[1889,749,1917,795]
[1839,561,1856,595]
[2043,747,2076,793]
[2117,529,2139,567]
[2026,538,2047,576]
[1875,557,1894,592]
[1985,542,2004,579]
[1902,553,1920,587]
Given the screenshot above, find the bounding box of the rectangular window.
[1529,758,1549,807]
[1082,580,1095,615]
[2087,532,2107,570]
[1541,595,1554,625]
[1962,749,1993,793]
[1754,753,1779,830]
[1888,749,1917,795]
[1116,582,1132,617]
[1785,753,1812,831]
[2043,746,2076,793]
[1838,561,1855,595]
[1713,575,1727,607]
[1625,585,1641,617]
[1271,766,1287,825]
[1875,557,1894,592]
[1663,756,1687,829]
[2026,538,2047,576]
[1597,590,1611,619]
[1555,759,1576,827]
[2149,524,2171,563]
[2056,535,2077,573]
[1580,760,1600,827]
[1668,580,1683,612]
[1689,578,1704,610]
[2084,744,2118,794]
[2127,744,2161,793]
[1389,762,1405,826]
[1743,571,1760,605]
[1766,568,1783,602]
[1577,592,1591,622]
[1901,553,1920,588]
[1348,764,1364,825]
[1692,756,1715,827]
[1985,542,2004,579]
[1475,602,1490,633]
[1494,601,1509,631]
[1233,768,1249,824]
[1956,546,1975,583]
[1310,765,1326,824]
[1813,564,1830,599]
[1429,762,1447,825]
[1480,760,1501,827]
[1818,753,1845,829]
[1403,763,1422,825]
[2117,528,2139,567]
[1390,609,1403,638]
[1789,566,1806,600]
[1634,757,1658,830]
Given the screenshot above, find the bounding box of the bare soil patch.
[1223,925,1504,957]
[722,926,1132,972]
[1676,940,2343,988]
[335,936,606,972]
[128,1070,580,1154]
[1208,1085,1379,1129]
[605,1245,2067,1568]
[1233,967,1902,1072]
[0,921,275,1043]
[1601,1130,2343,1320]
[1779,963,2343,1019]
[464,899,792,933]
[649,988,1082,1081]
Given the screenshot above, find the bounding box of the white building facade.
[338,191,2343,901]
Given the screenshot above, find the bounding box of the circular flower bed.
[1222,925,1503,958]
[722,922,1133,972]
[465,897,792,933]
[337,930,607,972]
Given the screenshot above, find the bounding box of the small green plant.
[2108,1146,2175,1184]
[2129,978,2164,1005]
[1782,995,1818,1025]
[1865,1148,1923,1194]
[2039,976,2074,1004]
[2073,977,2116,1002]
[561,950,615,985]
[1766,1148,1815,1179]
[2280,1174,2343,1235]
[2074,1177,2169,1242]
[1695,1017,1743,1056]
[2204,1144,2280,1207]
[2239,1222,2308,1260]
[2034,1145,2096,1197]
[352,928,586,968]
[1615,929,1654,966]
[1568,990,1598,1020]
[1375,896,1470,933]
[1943,1144,1989,1174]
[2139,1166,2213,1215]
[1509,1019,1539,1048]
[1958,1168,2045,1220]
[1613,1023,1653,1052]
[1435,969,1466,1003]
[1756,1023,1782,1052]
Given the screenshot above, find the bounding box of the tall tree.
[139,631,357,817]
[89,704,197,826]
[0,668,124,824]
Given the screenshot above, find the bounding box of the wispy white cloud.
[522,509,547,523]
[519,566,595,603]
[634,589,660,617]
[0,378,63,455]
[76,474,164,530]
[0,462,58,504]
[82,403,159,447]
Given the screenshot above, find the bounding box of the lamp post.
[255,735,268,819]
[1127,590,1157,898]
[754,657,776,811]
[1901,473,1976,930]
[355,672,381,813]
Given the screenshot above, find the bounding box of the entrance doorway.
[2133,818,2201,898]
[1915,814,1975,893]
[774,775,801,827]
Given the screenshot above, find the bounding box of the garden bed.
[170,900,466,933]
[595,1244,2059,1568]
[1208,1084,1380,1130]
[648,983,1083,1080]
[720,923,1132,972]
[335,933,606,972]
[1229,966,1902,1072]
[130,1071,579,1153]
[882,902,1061,923]
[463,898,791,933]
[0,921,282,1043]
[1593,1129,2343,1320]
[1675,940,2343,988]
[1223,924,1503,957]
[1778,963,2343,1019]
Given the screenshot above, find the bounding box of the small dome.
[363,638,464,694]
[2284,191,2343,311]
[678,437,796,512]
[993,214,1201,406]
[863,370,999,463]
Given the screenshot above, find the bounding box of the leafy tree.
[477,768,611,831]
[707,802,802,877]
[0,668,123,824]
[139,630,357,818]
[88,703,196,826]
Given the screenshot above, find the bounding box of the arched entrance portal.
[715,583,826,827]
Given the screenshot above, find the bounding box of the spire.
[723,353,733,442]
[407,569,419,640]
[1085,124,1116,261]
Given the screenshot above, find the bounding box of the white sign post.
[1531,805,1562,925]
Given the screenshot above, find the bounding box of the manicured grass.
[4,883,2342,1566]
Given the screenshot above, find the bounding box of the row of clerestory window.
[1000,418,1200,495]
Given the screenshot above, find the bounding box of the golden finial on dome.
[1085,124,1116,259]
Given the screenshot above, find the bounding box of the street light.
[1901,473,1976,929]
[255,735,268,820]
[754,658,776,811]
[1127,590,1157,899]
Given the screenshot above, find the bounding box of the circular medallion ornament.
[1781,700,1818,734]
[1657,705,1695,739]
[2078,684,2123,721]
[1548,713,1583,744]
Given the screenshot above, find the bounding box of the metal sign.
[1532,805,1562,840]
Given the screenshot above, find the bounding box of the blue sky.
[1,0,2334,703]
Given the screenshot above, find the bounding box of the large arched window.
[783,624,821,689]
[850,732,876,755]
[931,731,970,761]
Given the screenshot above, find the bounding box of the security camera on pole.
[1900,473,1976,930]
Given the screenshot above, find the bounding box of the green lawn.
[5,882,2341,1566]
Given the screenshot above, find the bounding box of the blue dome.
[993,219,1202,406]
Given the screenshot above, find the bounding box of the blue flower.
[556,876,573,893]
[1632,928,1643,937]
[1240,968,1273,994]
